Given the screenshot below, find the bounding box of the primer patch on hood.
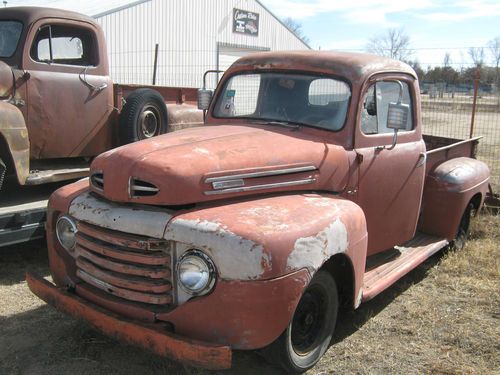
[164,218,271,280]
[287,218,348,272]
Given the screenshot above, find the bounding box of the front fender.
[0,101,29,184]
[165,193,367,283]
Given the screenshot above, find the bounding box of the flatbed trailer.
[0,182,68,247]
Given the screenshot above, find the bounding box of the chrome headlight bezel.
[55,215,78,252]
[176,249,216,296]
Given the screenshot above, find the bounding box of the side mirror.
[387,102,409,130]
[197,88,213,110]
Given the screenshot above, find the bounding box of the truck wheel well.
[0,135,14,171]
[470,193,482,216]
[320,254,354,310]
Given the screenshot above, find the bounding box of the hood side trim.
[204,178,316,195]
[204,165,317,183]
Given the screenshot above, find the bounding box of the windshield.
[213,72,351,131]
[0,21,23,58]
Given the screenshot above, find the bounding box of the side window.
[361,81,413,135]
[31,24,96,66]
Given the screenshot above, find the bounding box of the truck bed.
[423,134,482,172]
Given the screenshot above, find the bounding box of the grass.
[0,213,498,375]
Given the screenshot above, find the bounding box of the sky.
[3,0,499,68]
[262,0,500,68]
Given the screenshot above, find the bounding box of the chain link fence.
[420,68,500,193]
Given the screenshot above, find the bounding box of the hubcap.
[139,107,160,139]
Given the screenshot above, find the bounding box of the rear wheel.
[451,203,474,250]
[119,89,168,145]
[263,270,338,373]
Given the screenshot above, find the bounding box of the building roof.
[3,0,150,18]
[4,0,310,48]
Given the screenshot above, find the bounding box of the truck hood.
[89,124,350,205]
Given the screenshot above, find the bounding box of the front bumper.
[26,272,232,370]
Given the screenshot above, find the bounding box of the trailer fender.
[167,103,203,132]
[419,157,489,240]
[0,101,29,184]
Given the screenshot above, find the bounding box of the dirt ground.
[0,214,499,375]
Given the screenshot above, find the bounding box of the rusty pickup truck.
[0,7,201,191]
[27,51,490,373]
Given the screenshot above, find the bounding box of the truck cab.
[0,7,201,191]
[27,51,490,373]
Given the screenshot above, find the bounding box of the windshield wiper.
[251,119,302,129]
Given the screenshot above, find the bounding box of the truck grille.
[74,222,173,305]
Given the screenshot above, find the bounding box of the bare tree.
[282,17,310,45]
[468,47,485,68]
[366,28,413,61]
[443,52,451,67]
[488,36,500,84]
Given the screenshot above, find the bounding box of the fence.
[420,69,500,193]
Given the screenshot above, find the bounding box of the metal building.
[8,0,310,87]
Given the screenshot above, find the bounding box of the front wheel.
[263,270,339,373]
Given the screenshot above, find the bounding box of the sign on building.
[233,8,259,36]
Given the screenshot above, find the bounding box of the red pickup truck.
[27,51,489,373]
[0,7,201,190]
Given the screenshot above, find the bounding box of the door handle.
[417,152,427,168]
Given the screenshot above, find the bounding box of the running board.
[362,233,448,302]
[25,168,89,185]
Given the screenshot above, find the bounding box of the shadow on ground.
[0,241,448,375]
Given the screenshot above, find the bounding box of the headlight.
[56,215,77,252]
[177,250,216,295]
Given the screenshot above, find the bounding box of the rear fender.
[0,101,29,184]
[419,157,489,239]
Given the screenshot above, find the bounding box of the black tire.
[0,157,6,191]
[451,203,473,250]
[263,270,339,373]
[119,89,168,144]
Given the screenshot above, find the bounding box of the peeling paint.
[69,192,172,238]
[287,219,348,272]
[164,218,271,280]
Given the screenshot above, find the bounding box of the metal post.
[469,69,480,139]
[152,43,159,85]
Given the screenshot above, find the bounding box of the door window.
[31,24,96,66]
[361,81,413,135]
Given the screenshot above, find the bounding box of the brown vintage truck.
[27,51,489,373]
[0,6,201,190]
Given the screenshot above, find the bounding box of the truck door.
[23,20,113,159]
[354,75,426,255]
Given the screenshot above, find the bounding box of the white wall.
[96,0,309,88]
